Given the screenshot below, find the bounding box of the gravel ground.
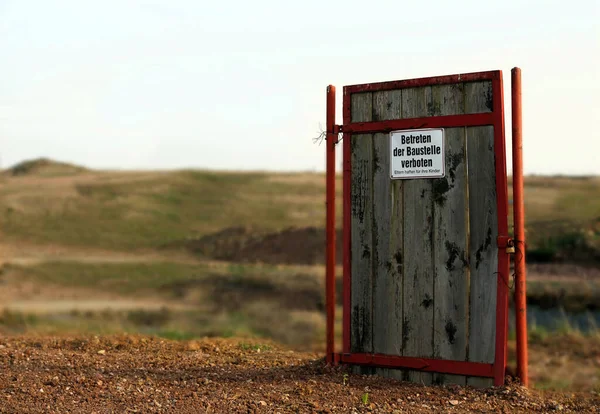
[0,335,598,413]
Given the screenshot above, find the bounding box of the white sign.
[390,128,445,179]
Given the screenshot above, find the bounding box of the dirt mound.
[185,222,600,267]
[0,334,597,413]
[7,158,87,177]
[182,226,343,265]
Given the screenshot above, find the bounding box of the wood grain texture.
[432,127,469,386]
[351,92,373,123]
[373,90,402,121]
[430,84,465,117]
[430,83,469,386]
[464,82,493,114]
[466,126,497,388]
[350,92,373,371]
[401,86,434,385]
[372,90,404,380]
[465,80,497,388]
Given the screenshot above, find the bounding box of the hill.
[0,159,598,263]
[6,157,88,177]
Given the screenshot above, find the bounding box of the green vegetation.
[1,260,326,348]
[239,342,272,352]
[509,330,600,392]
[0,168,340,250]
[6,260,323,298]
[6,157,87,177]
[526,279,600,312]
[508,175,600,264]
[6,261,205,295]
[1,163,597,263]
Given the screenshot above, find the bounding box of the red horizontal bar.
[339,353,494,378]
[344,70,499,94]
[343,112,493,134]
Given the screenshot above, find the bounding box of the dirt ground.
[0,335,598,414]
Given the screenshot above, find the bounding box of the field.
[0,158,599,410]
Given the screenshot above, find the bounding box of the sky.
[1,0,598,175]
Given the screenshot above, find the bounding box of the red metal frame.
[511,67,529,386]
[342,112,493,134]
[334,70,510,385]
[325,85,337,364]
[492,71,510,385]
[340,354,493,378]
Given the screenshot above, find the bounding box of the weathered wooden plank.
[430,83,465,117]
[464,81,493,114]
[401,86,434,385]
[402,86,431,118]
[465,79,497,388]
[373,90,402,121]
[351,92,373,123]
[466,126,497,388]
[432,128,469,386]
[372,90,403,380]
[350,135,374,357]
[350,92,373,373]
[430,84,468,386]
[402,180,434,385]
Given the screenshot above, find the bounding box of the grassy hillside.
[0,166,341,250]
[1,160,598,262]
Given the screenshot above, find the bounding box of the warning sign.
[390,128,445,179]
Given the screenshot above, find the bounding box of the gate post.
[511,67,529,387]
[325,85,337,365]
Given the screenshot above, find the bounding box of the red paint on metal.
[345,70,499,94]
[342,87,352,354]
[325,85,337,365]
[339,354,494,378]
[511,67,529,387]
[497,236,512,248]
[343,112,494,134]
[337,70,510,383]
[491,72,510,387]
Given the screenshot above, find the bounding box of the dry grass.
[0,169,333,250]
[1,165,597,258]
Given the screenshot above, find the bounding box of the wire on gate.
[312,123,327,146]
[312,123,343,146]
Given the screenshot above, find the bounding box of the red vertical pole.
[511,67,529,387]
[325,85,337,364]
[492,71,509,387]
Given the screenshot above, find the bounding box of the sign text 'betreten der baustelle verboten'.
[390,128,445,179]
